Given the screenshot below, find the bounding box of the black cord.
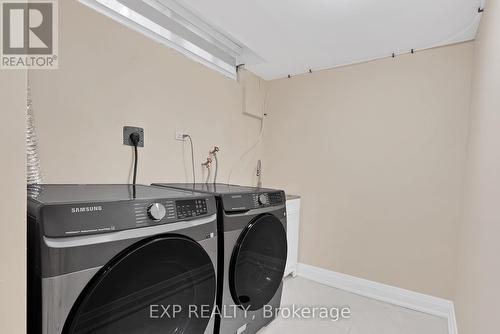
[130,132,141,186]
[133,144,138,185]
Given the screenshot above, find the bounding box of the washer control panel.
[251,191,284,208]
[176,199,208,219]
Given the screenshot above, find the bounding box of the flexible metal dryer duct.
[26,82,43,185]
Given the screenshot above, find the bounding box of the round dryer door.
[229,214,287,311]
[63,235,216,334]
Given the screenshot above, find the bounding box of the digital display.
[176,199,208,219]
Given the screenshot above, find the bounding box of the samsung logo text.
[71,206,103,214]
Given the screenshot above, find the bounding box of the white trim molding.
[296,263,457,334]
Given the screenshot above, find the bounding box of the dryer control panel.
[251,191,284,208]
[223,191,285,212]
[251,192,284,207]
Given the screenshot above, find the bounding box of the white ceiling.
[176,0,485,80]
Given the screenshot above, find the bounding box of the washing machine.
[152,183,287,334]
[27,184,218,334]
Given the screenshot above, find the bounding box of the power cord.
[130,132,141,185]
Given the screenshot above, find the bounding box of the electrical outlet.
[175,131,186,141]
[123,126,145,147]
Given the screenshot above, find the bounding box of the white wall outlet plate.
[175,131,185,141]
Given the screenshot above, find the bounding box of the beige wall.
[2,1,494,333]
[263,42,474,299]
[455,1,500,332]
[29,0,265,186]
[0,70,27,333]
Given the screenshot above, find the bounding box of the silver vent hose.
[26,81,43,184]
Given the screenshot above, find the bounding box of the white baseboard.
[296,263,457,334]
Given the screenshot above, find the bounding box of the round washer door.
[229,214,287,311]
[63,235,216,334]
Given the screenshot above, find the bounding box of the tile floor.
[259,277,448,334]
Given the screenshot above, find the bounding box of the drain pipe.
[256,160,262,188]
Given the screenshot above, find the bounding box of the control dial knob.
[258,194,269,205]
[148,203,166,221]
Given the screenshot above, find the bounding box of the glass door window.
[63,235,216,334]
[229,214,287,311]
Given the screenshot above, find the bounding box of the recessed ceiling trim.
[148,0,243,57]
[79,0,242,79]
